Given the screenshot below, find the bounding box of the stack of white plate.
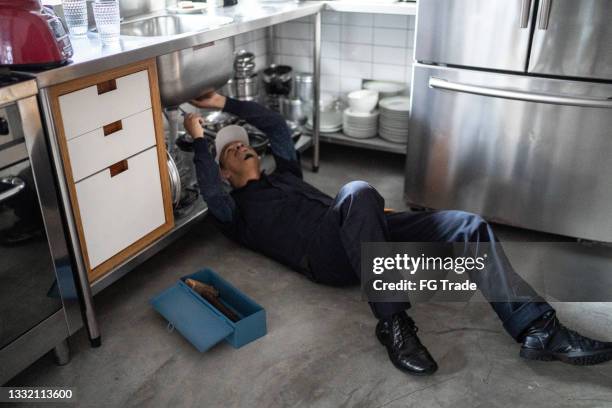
[364,81,406,99]
[379,96,410,144]
[343,108,379,139]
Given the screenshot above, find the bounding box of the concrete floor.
[9,145,612,408]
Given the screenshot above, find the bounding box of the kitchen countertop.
[31,0,417,88]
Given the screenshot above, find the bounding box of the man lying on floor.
[184,91,612,376]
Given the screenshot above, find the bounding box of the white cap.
[214,125,250,163]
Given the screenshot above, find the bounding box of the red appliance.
[0,0,73,69]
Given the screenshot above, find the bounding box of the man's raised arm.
[184,112,236,224]
[191,92,298,166]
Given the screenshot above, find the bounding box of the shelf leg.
[312,11,321,171]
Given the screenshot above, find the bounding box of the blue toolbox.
[150,268,267,351]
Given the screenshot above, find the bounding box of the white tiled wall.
[230,12,416,97]
[233,28,269,71]
[272,11,416,97]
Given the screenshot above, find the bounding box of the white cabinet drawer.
[75,147,166,269]
[68,109,157,182]
[59,70,152,140]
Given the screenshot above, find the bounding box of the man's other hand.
[190,91,227,110]
[184,113,205,139]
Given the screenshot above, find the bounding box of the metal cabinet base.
[0,311,70,384]
[406,63,612,243]
[0,81,83,384]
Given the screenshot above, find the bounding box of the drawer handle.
[109,159,128,177]
[193,41,214,51]
[103,120,123,136]
[97,79,117,95]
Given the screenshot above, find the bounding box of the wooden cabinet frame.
[48,59,174,282]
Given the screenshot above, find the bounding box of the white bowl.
[379,96,411,112]
[319,93,336,112]
[364,81,406,99]
[347,89,379,113]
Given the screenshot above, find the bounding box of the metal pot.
[233,74,259,101]
[156,37,234,107]
[234,50,256,79]
[292,72,313,102]
[279,97,307,124]
[262,64,293,96]
[221,79,236,98]
[203,111,235,132]
[166,151,181,208]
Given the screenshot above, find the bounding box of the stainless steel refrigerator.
[406,0,612,242]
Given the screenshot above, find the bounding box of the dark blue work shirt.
[193,98,333,273]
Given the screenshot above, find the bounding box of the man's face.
[219,141,260,183]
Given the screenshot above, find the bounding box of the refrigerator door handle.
[537,0,552,30]
[519,0,532,28]
[429,77,612,109]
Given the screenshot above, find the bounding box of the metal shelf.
[295,134,313,153]
[316,131,407,154]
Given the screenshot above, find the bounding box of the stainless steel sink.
[156,36,234,107]
[120,14,233,37]
[114,13,235,107]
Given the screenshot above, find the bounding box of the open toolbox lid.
[150,283,234,352]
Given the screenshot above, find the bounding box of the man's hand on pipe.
[183,113,205,139]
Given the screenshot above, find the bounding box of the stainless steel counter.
[31,1,417,88]
[33,1,324,88]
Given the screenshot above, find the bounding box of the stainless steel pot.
[166,151,182,208]
[234,50,256,79]
[220,80,236,99]
[279,97,307,124]
[233,74,259,101]
[203,111,234,132]
[292,72,313,101]
[157,37,234,107]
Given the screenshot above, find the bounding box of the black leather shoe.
[521,311,612,365]
[376,312,438,376]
